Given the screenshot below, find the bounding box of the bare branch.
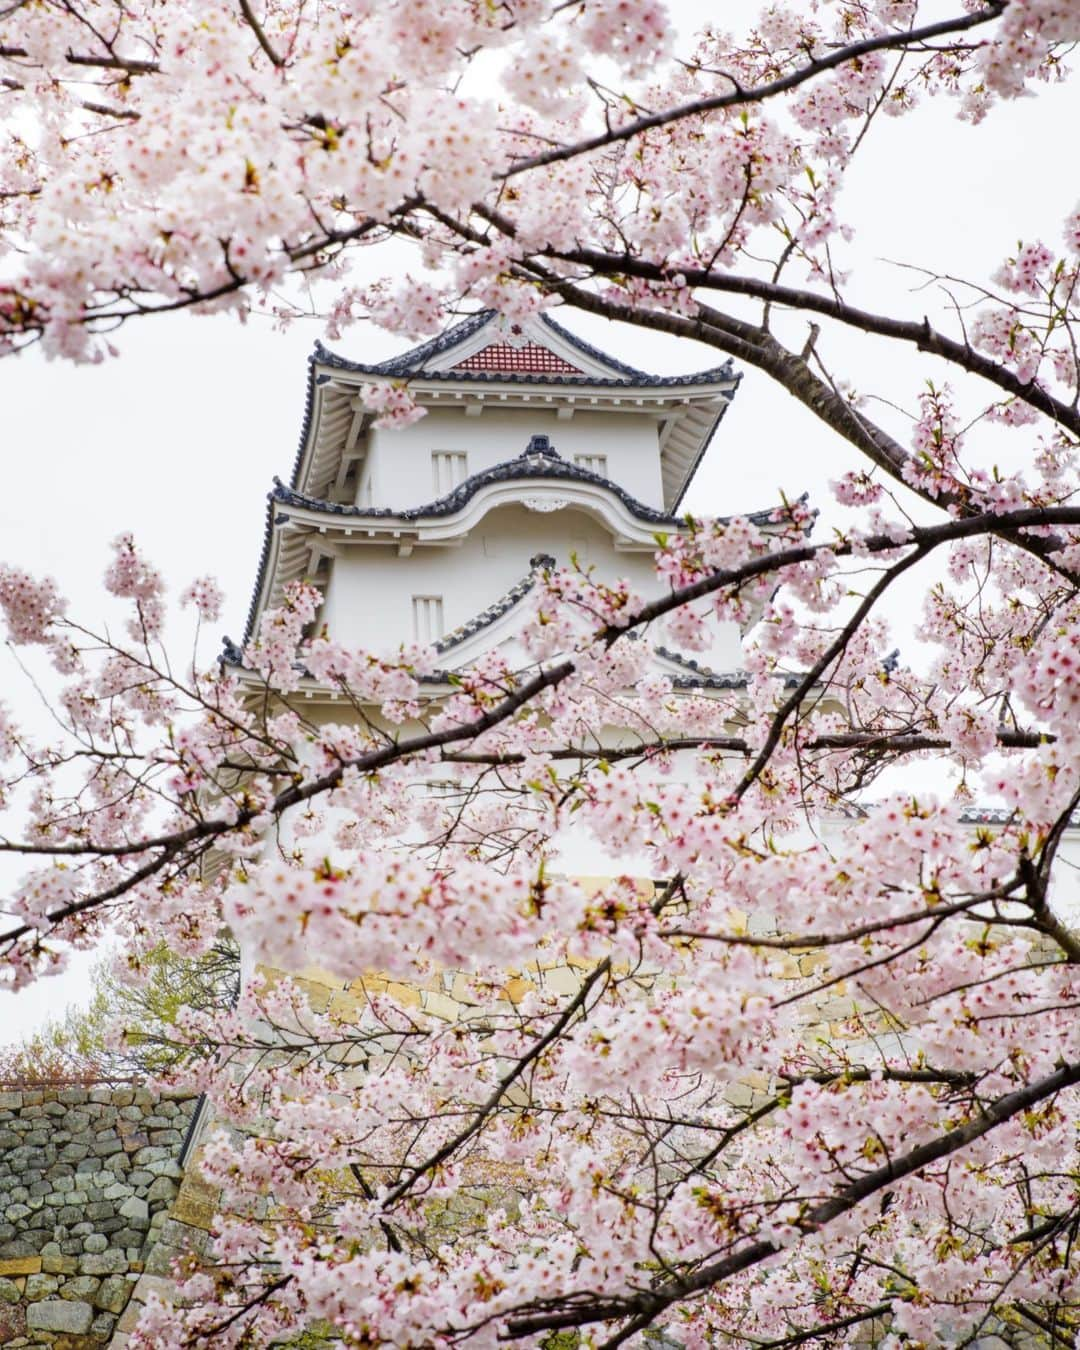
[236,0,285,67]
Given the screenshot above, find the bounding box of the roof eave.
[308,365,739,395]
[667,370,743,513]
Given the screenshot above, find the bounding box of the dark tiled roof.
[830,803,1059,828]
[654,645,805,691]
[924,806,1080,828]
[328,310,494,377]
[311,309,735,387]
[239,356,324,647]
[271,440,687,527]
[654,645,749,689]
[223,623,776,697]
[671,672,749,690]
[240,497,277,651]
[434,553,554,656]
[958,807,1018,825]
[270,435,794,533]
[227,547,796,694]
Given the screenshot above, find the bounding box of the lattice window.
[432,451,469,495]
[412,595,445,643]
[574,453,608,477]
[452,343,585,374]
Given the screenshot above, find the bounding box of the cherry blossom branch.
[497,4,1008,178]
[439,727,1052,767]
[6,212,396,347]
[0,45,159,73]
[483,251,949,483]
[187,1275,291,1340]
[484,246,1080,593]
[751,1301,893,1349]
[1016,783,1080,963]
[0,71,140,120]
[4,502,1079,946]
[382,953,614,1204]
[660,892,999,951]
[6,6,1080,1345]
[501,266,1080,583]
[531,247,1080,439]
[236,0,284,68]
[378,876,685,1206]
[726,541,932,806]
[504,1058,1080,1339]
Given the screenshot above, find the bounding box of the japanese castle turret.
[239,309,769,688]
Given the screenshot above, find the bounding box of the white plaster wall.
[1049,836,1080,926]
[318,501,745,670]
[362,406,666,511]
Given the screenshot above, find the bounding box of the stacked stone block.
[0,1085,198,1347]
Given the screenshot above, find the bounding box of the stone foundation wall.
[0,1085,199,1347]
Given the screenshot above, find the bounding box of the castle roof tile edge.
[239,350,327,647]
[220,625,758,695]
[270,447,798,529]
[433,557,554,656]
[957,806,1080,826]
[273,451,698,526]
[958,807,1015,824]
[654,645,805,690]
[827,804,1080,827]
[322,309,493,377]
[310,309,736,387]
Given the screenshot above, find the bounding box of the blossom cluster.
[0,491,1077,1344]
[2,0,1077,363]
[4,1,1080,1343]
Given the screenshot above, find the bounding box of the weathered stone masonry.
[0,1085,205,1348]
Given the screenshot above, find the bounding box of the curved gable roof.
[271,437,688,528]
[311,309,735,387]
[243,446,799,646]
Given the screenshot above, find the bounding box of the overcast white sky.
[1,65,1077,1042]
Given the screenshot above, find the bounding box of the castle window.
[412,595,445,643]
[432,451,469,496]
[574,453,608,477]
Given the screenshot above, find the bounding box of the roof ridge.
[654,645,804,690]
[311,310,736,386]
[271,452,801,529]
[313,310,497,376]
[271,450,685,526]
[434,554,555,657]
[374,309,497,374]
[537,311,651,380]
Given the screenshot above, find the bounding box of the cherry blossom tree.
[5,0,1080,1346]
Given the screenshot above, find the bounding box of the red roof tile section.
[451,343,586,374]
